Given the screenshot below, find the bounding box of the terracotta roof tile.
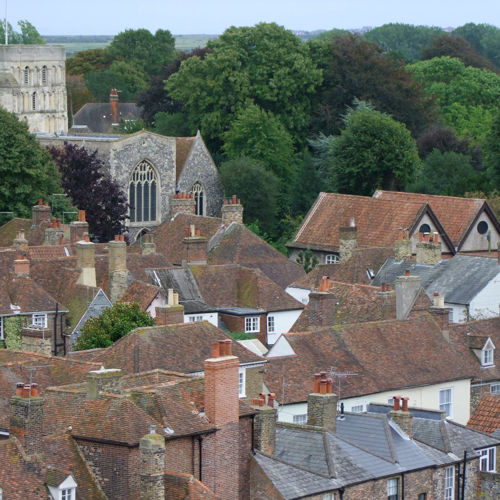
[467,393,500,434]
[265,315,472,404]
[373,190,489,247]
[28,245,69,259]
[119,280,161,311]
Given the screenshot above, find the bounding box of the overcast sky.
[5,1,500,36]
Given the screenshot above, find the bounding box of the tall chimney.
[13,230,28,252]
[221,195,244,225]
[10,383,44,457]
[76,236,96,287]
[306,278,336,327]
[155,289,184,325]
[388,395,414,438]
[141,233,156,255]
[429,291,451,332]
[139,428,165,500]
[307,373,337,431]
[251,393,277,455]
[14,256,30,276]
[110,88,119,125]
[394,228,412,261]
[339,219,357,263]
[170,192,196,217]
[394,273,421,320]
[44,218,64,245]
[31,199,51,227]
[108,235,129,303]
[86,367,123,399]
[70,210,89,243]
[204,341,240,499]
[183,226,207,265]
[416,232,441,265]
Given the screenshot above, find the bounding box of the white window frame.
[491,383,500,394]
[351,404,364,413]
[481,340,495,367]
[387,477,399,500]
[322,494,335,500]
[444,466,454,500]
[32,313,47,328]
[439,388,453,418]
[325,254,339,264]
[293,414,307,424]
[188,315,203,322]
[267,315,275,333]
[0,316,4,340]
[245,316,259,333]
[60,488,75,500]
[238,369,246,398]
[479,447,496,472]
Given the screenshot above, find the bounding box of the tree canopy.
[325,104,420,195]
[75,302,154,350]
[0,20,45,44]
[48,143,128,242]
[452,23,500,69]
[0,108,60,218]
[165,23,322,150]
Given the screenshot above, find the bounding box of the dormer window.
[47,474,77,500]
[61,489,75,500]
[481,339,495,367]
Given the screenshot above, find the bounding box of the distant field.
[43,34,219,56]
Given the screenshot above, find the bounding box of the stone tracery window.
[129,161,158,223]
[192,182,205,216]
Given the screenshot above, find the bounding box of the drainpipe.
[401,473,405,500]
[197,435,203,482]
[338,487,345,500]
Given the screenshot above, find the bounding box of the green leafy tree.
[484,110,500,185]
[311,33,435,136]
[166,23,322,150]
[327,105,420,195]
[66,48,112,76]
[85,61,148,102]
[410,150,486,196]
[219,157,280,234]
[0,108,61,218]
[296,249,319,273]
[108,28,176,75]
[363,23,444,61]
[154,112,192,137]
[75,302,154,350]
[223,103,295,182]
[453,23,500,68]
[0,20,44,44]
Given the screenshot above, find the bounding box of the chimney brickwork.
[252,393,277,455]
[14,256,30,276]
[221,195,243,225]
[395,274,421,320]
[308,277,337,327]
[155,289,184,325]
[394,229,412,261]
[10,383,44,457]
[141,234,156,255]
[86,368,123,399]
[110,88,119,125]
[108,235,129,303]
[170,192,196,217]
[76,238,96,288]
[429,292,451,331]
[139,430,166,500]
[70,210,89,243]
[416,232,441,265]
[184,225,208,264]
[31,199,51,227]
[204,340,240,499]
[13,230,28,252]
[307,373,337,432]
[388,396,414,439]
[44,218,64,246]
[339,220,357,263]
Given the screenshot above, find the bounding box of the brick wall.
[219,313,267,344]
[239,416,253,500]
[164,436,199,478]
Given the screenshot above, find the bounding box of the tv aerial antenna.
[327,366,357,401]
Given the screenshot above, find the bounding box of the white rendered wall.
[184,312,218,326]
[285,286,310,305]
[470,272,500,320]
[266,310,303,345]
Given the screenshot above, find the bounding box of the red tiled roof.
[467,393,500,434]
[373,190,491,248]
[119,280,160,311]
[289,192,439,252]
[175,137,196,182]
[28,245,69,259]
[265,315,473,404]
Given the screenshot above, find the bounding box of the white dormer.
[481,338,495,367]
[48,475,77,500]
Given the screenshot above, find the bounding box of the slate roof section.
[373,255,500,305]
[373,190,499,249]
[88,321,264,374]
[468,393,500,434]
[265,315,472,405]
[288,192,454,253]
[72,102,142,133]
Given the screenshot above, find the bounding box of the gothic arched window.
[129,161,158,223]
[192,182,205,216]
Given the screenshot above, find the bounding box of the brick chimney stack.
[388,395,414,439]
[251,393,277,455]
[204,340,240,499]
[429,291,451,332]
[76,235,96,288]
[108,235,129,303]
[339,218,357,263]
[183,225,208,264]
[110,88,119,125]
[416,231,441,266]
[306,276,337,326]
[394,228,412,261]
[394,272,421,320]
[14,255,30,276]
[13,230,28,252]
[85,367,123,399]
[221,195,243,225]
[141,233,156,255]
[44,217,64,245]
[70,210,89,243]
[170,192,196,217]
[32,199,51,227]
[155,289,185,325]
[139,427,166,500]
[307,372,337,431]
[10,382,44,457]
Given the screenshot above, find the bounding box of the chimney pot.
[326,378,333,394]
[218,340,226,356]
[319,379,328,394]
[22,384,31,399]
[16,382,24,396]
[232,194,237,204]
[211,342,220,358]
[268,393,275,407]
[402,396,409,412]
[31,383,39,397]
[433,233,439,244]
[381,282,386,292]
[386,284,391,291]
[393,395,401,411]
[313,373,321,393]
[114,235,119,241]
[38,198,43,205]
[224,339,232,356]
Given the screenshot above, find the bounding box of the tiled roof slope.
[89,321,264,374]
[175,137,196,181]
[28,245,69,259]
[119,280,160,310]
[290,247,393,288]
[288,193,430,251]
[143,213,305,287]
[373,190,493,247]
[0,218,32,247]
[265,315,472,404]
[291,282,430,330]
[190,264,303,311]
[468,393,500,434]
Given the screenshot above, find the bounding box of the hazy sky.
[5,1,500,35]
